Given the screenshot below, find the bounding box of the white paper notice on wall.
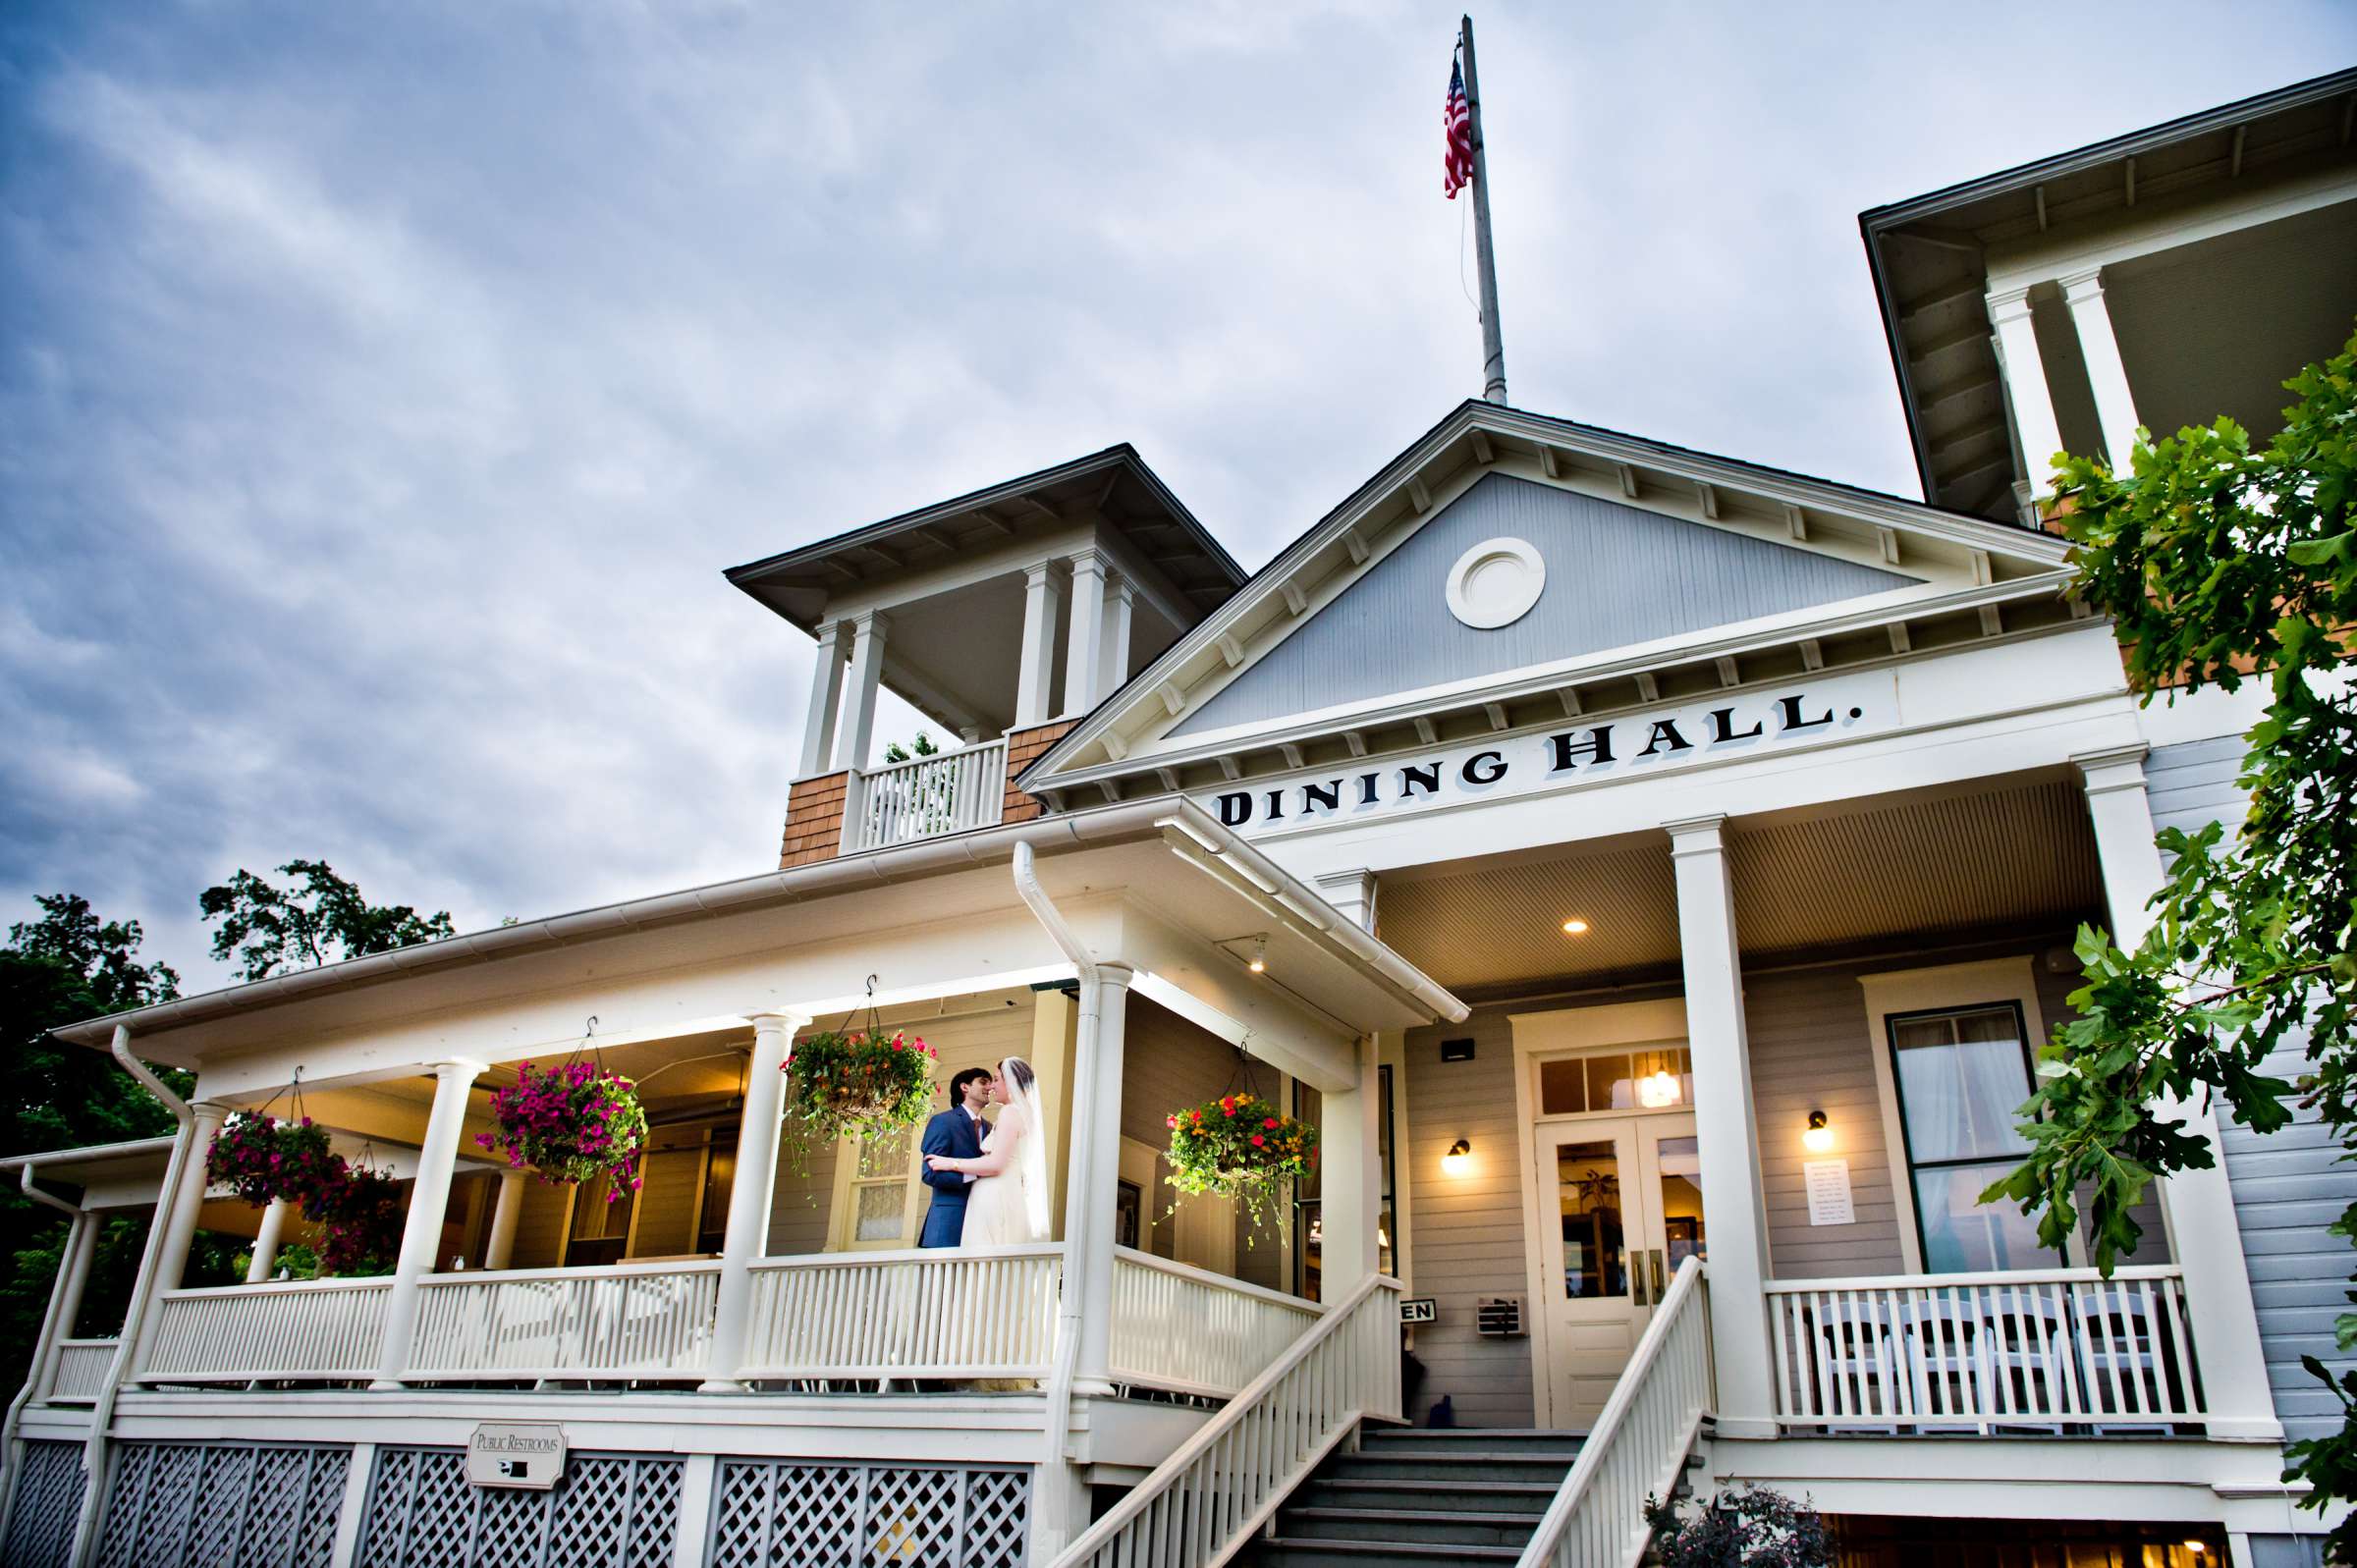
[1803,1159,1855,1226]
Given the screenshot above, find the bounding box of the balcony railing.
[843,738,1008,853]
[407,1261,722,1381]
[739,1244,1062,1381]
[46,1339,119,1404]
[1766,1266,2205,1434]
[140,1276,394,1382]
[1108,1249,1323,1400]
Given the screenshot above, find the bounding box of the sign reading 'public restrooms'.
[1194,670,1895,833]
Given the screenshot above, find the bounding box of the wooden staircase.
[1239,1426,1589,1568]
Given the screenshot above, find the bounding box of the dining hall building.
[6,66,2356,1568]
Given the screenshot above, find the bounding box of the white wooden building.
[5,67,2353,1568]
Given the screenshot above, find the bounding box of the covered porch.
[36,803,1452,1434]
[1364,747,2273,1445]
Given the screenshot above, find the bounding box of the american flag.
[1443,56,1474,198]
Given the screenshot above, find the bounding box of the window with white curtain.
[1886,1001,2059,1273]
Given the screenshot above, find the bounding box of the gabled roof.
[725,444,1245,633]
[1860,68,2357,519]
[1021,400,2072,793]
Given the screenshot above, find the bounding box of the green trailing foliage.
[1984,324,2356,1547]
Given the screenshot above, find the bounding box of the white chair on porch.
[2072,1282,2177,1435]
[1809,1295,1904,1433]
[1974,1283,2081,1433]
[1900,1289,1990,1434]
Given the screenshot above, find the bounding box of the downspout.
[70,1026,195,1568]
[0,1164,86,1532]
[1011,842,1100,1538]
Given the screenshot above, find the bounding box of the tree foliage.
[199,859,456,980]
[1987,324,2355,1542]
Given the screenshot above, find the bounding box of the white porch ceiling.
[1374,776,2105,996]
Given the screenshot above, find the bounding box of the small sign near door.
[467,1424,567,1489]
[1399,1297,1437,1325]
[1803,1159,1855,1226]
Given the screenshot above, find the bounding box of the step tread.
[1283,1506,1547,1525]
[1307,1479,1562,1495]
[1258,1539,1522,1561]
[1361,1429,1589,1439]
[1333,1450,1584,1463]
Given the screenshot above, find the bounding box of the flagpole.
[1459,13,1507,405]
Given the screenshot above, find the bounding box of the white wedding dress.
[959,1105,1043,1247]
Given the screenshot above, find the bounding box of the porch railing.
[738,1244,1063,1380]
[1108,1248,1323,1399]
[1765,1266,2206,1433]
[1517,1257,1712,1568]
[139,1277,393,1382]
[407,1261,722,1381]
[45,1339,119,1404]
[1048,1273,1400,1568]
[843,738,1009,853]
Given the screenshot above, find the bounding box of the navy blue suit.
[918,1107,985,1248]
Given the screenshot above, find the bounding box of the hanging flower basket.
[1166,1091,1318,1231]
[205,1112,339,1209]
[475,1059,649,1199]
[780,1027,936,1162]
[302,1159,403,1276]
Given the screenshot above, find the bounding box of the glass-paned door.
[1533,1112,1702,1424]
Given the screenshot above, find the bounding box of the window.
[1537,1047,1692,1115]
[1293,1066,1398,1303]
[565,1167,635,1268]
[1886,1001,2056,1272]
[844,1126,920,1248]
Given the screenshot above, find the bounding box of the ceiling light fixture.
[1562,918,1590,936]
[1248,935,1268,974]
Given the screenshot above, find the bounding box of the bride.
[923,1056,1049,1246]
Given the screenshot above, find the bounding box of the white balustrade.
[407,1262,723,1380]
[1050,1275,1401,1568]
[843,738,1009,853]
[1765,1266,2205,1433]
[45,1339,119,1403]
[738,1245,1062,1380]
[1518,1258,1713,1568]
[1107,1249,1322,1399]
[139,1278,393,1382]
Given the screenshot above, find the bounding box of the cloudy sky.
[4,2,2352,991]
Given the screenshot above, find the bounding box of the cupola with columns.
[727,446,1244,867]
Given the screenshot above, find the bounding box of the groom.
[918,1067,994,1247]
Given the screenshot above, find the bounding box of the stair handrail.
[1517,1256,1713,1568]
[1047,1271,1402,1568]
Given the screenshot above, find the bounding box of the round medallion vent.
[1444,536,1546,629]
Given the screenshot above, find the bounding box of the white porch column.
[1665,815,1778,1437]
[483,1168,526,1271]
[1317,1037,1384,1289]
[246,1198,290,1282]
[1015,563,1065,729]
[2074,744,2281,1440]
[371,1058,485,1389]
[2059,267,2145,473]
[1069,964,1134,1395]
[1988,285,2067,508]
[832,611,890,774]
[153,1101,230,1296]
[797,619,851,778]
[27,1209,98,1404]
[1096,570,1134,704]
[701,1009,804,1391]
[1061,551,1109,719]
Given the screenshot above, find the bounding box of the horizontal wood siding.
[1123,997,1290,1293]
[1749,966,1906,1276]
[2151,733,2353,1440]
[507,1176,572,1270]
[1402,1004,1541,1428]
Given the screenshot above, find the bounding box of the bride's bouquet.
[780,1027,936,1168]
[1165,1091,1318,1233]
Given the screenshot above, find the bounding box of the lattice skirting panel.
[708,1458,1031,1568]
[356,1447,683,1568]
[2,1439,87,1568]
[93,1439,350,1568]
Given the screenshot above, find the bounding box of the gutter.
[70,1027,195,1568]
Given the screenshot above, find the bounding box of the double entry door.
[1532,1111,1705,1425]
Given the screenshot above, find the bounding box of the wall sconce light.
[1247,935,1268,974]
[1802,1109,1834,1154]
[1443,1138,1471,1176]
